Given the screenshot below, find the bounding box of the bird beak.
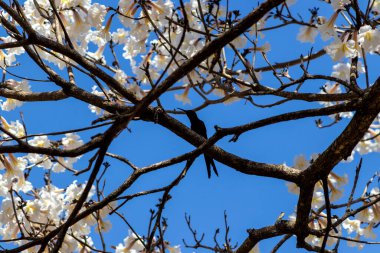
[177,108,187,113]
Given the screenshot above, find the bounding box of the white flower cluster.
[318,62,362,118]
[297,1,380,61]
[289,212,342,247]
[114,231,182,253]
[117,0,208,105]
[0,114,185,252]
[299,212,342,248]
[286,154,380,249]
[26,133,83,173]
[317,60,380,162]
[23,0,108,68]
[0,118,114,250]
[0,116,84,187]
[340,186,380,250]
[0,0,272,110]
[287,154,348,207]
[0,181,115,252]
[0,80,31,111]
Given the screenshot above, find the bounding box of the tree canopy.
[0,0,379,252]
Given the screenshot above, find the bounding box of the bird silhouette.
[178,108,219,178]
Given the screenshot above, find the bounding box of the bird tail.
[210,158,219,177]
[204,155,218,178]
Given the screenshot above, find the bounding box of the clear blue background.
[2,0,380,252]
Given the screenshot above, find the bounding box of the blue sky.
[1,0,380,252]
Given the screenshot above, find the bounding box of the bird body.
[179,109,219,178]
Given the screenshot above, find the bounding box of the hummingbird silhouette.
[178,108,219,178]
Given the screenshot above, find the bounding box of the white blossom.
[115,231,145,253]
[330,0,351,11]
[0,80,31,111]
[358,25,380,53]
[297,26,318,43]
[342,218,362,234]
[62,133,83,150]
[0,117,25,138]
[331,62,365,81]
[325,39,357,61]
[317,12,339,41]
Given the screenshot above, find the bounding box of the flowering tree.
[0,0,380,252]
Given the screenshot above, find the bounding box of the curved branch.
[140,101,358,183]
[235,221,294,253]
[0,89,68,101]
[254,49,326,72]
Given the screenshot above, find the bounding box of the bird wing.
[196,120,208,138]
